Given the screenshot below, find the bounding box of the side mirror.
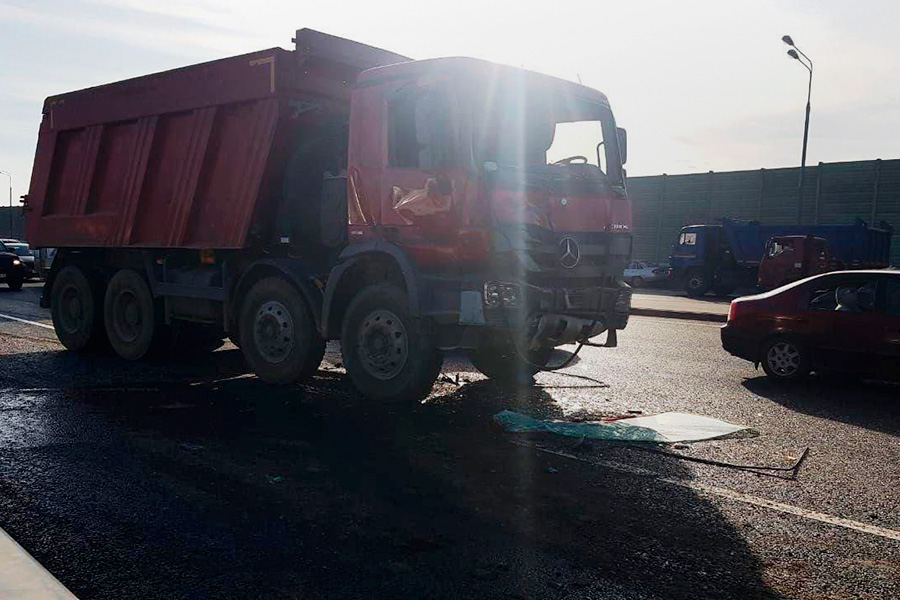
[616,127,627,165]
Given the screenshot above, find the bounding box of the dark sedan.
[0,240,26,290]
[1,240,36,279]
[721,270,900,382]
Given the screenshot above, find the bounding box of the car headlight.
[12,259,20,266]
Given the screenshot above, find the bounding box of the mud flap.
[605,328,618,348]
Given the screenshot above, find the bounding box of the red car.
[721,270,900,382]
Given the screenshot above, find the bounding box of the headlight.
[483,281,521,308]
[12,259,20,266]
[483,282,502,308]
[499,283,520,307]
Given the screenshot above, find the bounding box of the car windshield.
[7,244,32,256]
[473,83,622,183]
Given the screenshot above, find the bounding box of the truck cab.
[321,58,632,394]
[758,235,831,291]
[669,225,741,297]
[337,59,631,340]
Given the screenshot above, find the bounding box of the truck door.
[380,82,470,263]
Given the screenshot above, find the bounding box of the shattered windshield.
[473,83,622,183]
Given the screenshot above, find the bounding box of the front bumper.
[438,278,630,349]
[505,281,631,330]
[0,265,26,281]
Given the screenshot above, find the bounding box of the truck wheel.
[684,271,709,297]
[7,274,23,291]
[341,284,442,402]
[467,342,552,385]
[50,266,102,351]
[104,269,157,361]
[761,336,810,383]
[239,277,325,384]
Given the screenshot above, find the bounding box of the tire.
[761,336,811,382]
[50,265,103,351]
[7,274,23,291]
[239,277,325,384]
[684,271,709,297]
[341,284,442,402]
[104,269,157,361]
[630,276,643,288]
[467,342,552,385]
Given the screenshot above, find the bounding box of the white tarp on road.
[494,410,757,443]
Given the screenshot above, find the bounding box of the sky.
[2,0,900,205]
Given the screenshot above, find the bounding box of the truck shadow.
[2,348,776,599]
[0,346,249,390]
[742,374,900,437]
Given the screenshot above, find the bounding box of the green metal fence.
[629,159,900,265]
[0,207,24,241]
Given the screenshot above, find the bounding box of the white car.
[624,261,663,287]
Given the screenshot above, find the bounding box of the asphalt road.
[0,283,898,599]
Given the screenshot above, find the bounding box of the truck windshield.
[473,85,622,183]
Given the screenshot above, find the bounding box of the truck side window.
[388,89,454,169]
[679,233,696,246]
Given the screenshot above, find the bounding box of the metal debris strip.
[515,438,809,480]
[623,443,810,478]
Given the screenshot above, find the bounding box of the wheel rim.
[112,289,143,343]
[688,276,704,290]
[766,341,801,377]
[58,284,84,334]
[356,309,408,380]
[253,301,294,364]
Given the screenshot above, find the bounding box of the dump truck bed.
[24,29,407,250]
[721,218,893,267]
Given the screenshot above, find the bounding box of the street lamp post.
[782,35,813,225]
[0,171,11,237]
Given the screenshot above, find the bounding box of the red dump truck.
[24,29,632,400]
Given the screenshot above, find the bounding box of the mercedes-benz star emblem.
[559,237,580,269]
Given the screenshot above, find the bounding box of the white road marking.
[0,526,78,599]
[514,441,900,542]
[0,313,54,330]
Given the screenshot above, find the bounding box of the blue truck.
[669,218,893,297]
